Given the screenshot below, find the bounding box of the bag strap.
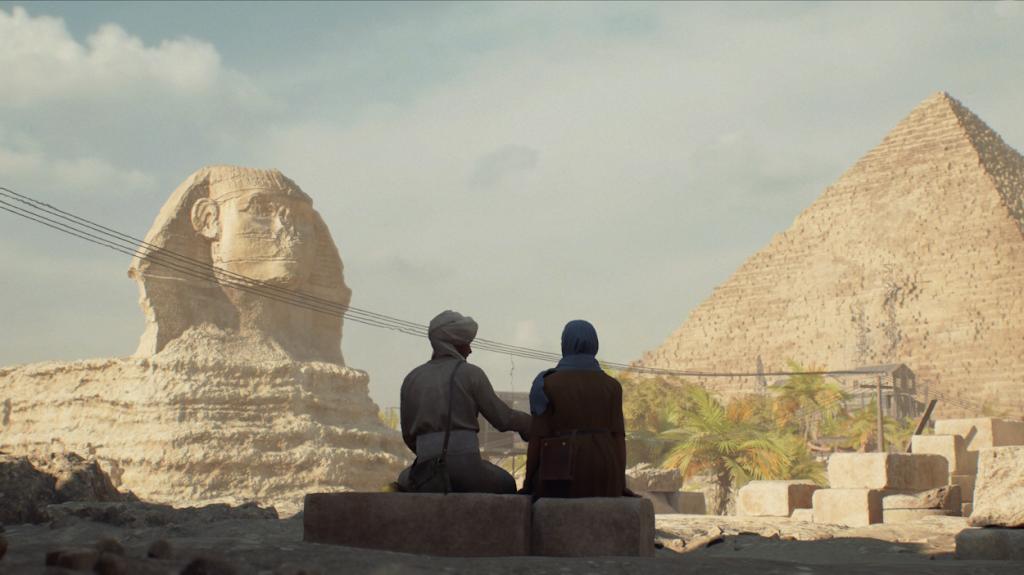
[439,360,465,464]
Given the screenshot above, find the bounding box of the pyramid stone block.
[912,434,976,475]
[827,453,947,491]
[956,528,1024,561]
[736,480,819,517]
[934,418,1024,450]
[638,93,1024,416]
[951,474,976,503]
[812,489,883,527]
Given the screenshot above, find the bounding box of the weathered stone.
[882,508,950,524]
[50,547,99,571]
[962,502,973,517]
[812,489,883,527]
[736,480,819,517]
[531,497,655,557]
[790,508,814,522]
[956,527,1024,560]
[44,501,278,529]
[911,434,976,475]
[882,485,960,512]
[303,493,532,556]
[147,539,173,559]
[969,446,1024,527]
[935,418,1024,450]
[0,166,408,516]
[34,453,130,504]
[951,474,976,503]
[637,92,1024,417]
[0,454,56,524]
[671,491,707,514]
[626,463,682,493]
[827,453,947,491]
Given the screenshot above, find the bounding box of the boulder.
[827,453,947,491]
[934,418,1024,450]
[736,480,818,517]
[303,493,532,557]
[531,497,654,557]
[812,489,883,527]
[911,434,977,475]
[625,463,682,493]
[956,528,1024,560]
[882,485,961,513]
[0,453,56,524]
[35,453,132,503]
[969,446,1024,527]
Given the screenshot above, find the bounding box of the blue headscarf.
[529,319,602,415]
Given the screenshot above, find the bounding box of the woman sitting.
[521,320,628,498]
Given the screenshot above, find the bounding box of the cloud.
[0,6,223,107]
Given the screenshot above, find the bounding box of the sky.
[1,1,1023,408]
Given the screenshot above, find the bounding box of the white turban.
[428,310,478,359]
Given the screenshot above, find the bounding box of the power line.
[0,185,887,378]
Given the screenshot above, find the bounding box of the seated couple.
[396,310,628,498]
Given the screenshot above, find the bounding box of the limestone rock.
[0,167,408,514]
[882,485,960,512]
[735,480,818,517]
[969,446,1024,527]
[637,93,1024,415]
[911,434,976,475]
[951,474,976,503]
[812,489,882,527]
[626,463,682,493]
[827,453,948,491]
[956,527,1024,560]
[934,418,1024,450]
[35,453,132,503]
[0,453,55,524]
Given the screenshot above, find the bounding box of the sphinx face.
[211,188,317,287]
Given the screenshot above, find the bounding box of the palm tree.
[771,360,847,440]
[658,386,792,514]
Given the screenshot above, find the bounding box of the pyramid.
[639,92,1024,415]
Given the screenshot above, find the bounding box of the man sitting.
[397,310,531,494]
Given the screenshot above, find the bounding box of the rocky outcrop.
[0,453,132,524]
[638,93,1024,415]
[626,463,682,493]
[0,166,408,515]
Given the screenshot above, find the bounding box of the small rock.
[147,539,173,559]
[180,556,239,575]
[50,547,99,571]
[94,538,124,556]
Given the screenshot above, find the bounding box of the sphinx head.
[191,170,317,287]
[129,166,350,363]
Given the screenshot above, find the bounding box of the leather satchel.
[406,360,465,494]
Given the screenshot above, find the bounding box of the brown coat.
[522,370,627,498]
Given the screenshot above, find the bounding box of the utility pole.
[876,375,885,452]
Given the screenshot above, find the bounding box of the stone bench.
[303,493,654,557]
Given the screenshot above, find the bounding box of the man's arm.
[467,366,531,434]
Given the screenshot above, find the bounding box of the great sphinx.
[0,166,406,514]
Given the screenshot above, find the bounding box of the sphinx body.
[0,166,406,514]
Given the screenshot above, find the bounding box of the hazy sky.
[1,1,1022,407]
